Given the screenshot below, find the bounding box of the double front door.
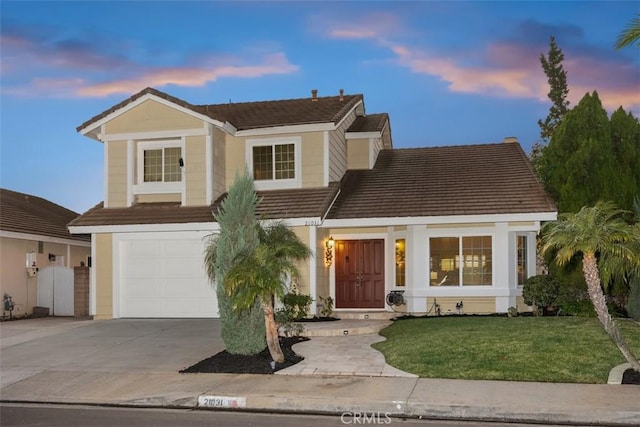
[335,239,385,309]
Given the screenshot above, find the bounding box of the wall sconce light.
[325,236,335,266]
[178,158,185,167]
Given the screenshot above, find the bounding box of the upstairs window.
[135,140,183,195]
[143,147,182,183]
[247,137,301,190]
[252,143,295,180]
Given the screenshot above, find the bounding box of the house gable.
[105,99,205,135]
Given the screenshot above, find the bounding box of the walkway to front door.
[335,239,385,309]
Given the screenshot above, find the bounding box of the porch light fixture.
[325,236,335,266]
[179,158,185,167]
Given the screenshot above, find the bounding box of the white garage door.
[118,233,218,318]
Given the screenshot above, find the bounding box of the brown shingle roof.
[77,87,363,133]
[69,185,340,227]
[346,113,389,133]
[0,188,90,242]
[326,143,556,219]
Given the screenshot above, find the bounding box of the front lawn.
[373,316,640,383]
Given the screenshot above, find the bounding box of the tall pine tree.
[538,36,570,141]
[531,36,570,176]
[204,170,266,355]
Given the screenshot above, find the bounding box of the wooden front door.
[335,239,385,309]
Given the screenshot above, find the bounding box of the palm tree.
[223,221,312,363]
[616,14,640,49]
[541,201,640,371]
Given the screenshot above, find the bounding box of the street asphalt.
[0,317,638,425]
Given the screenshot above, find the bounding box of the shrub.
[275,307,305,337]
[555,283,596,317]
[628,278,640,321]
[281,292,313,320]
[318,295,334,318]
[523,275,560,315]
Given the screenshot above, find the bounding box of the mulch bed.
[180,336,308,374]
[294,316,340,322]
[622,368,640,385]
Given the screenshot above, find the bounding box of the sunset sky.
[1,1,638,213]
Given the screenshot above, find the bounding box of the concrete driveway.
[0,318,224,389]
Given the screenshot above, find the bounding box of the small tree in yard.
[541,201,640,371]
[223,222,312,363]
[204,171,266,355]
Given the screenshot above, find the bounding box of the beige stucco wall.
[94,233,113,319]
[136,193,181,203]
[105,100,202,134]
[212,127,227,200]
[225,134,247,186]
[382,121,392,149]
[0,237,90,316]
[329,227,388,235]
[185,135,207,205]
[225,132,326,190]
[428,296,496,314]
[328,109,358,182]
[301,132,324,187]
[516,295,532,312]
[290,226,311,296]
[315,228,331,300]
[107,140,128,207]
[347,138,369,169]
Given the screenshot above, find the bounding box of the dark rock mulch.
[294,316,340,322]
[622,368,640,385]
[180,336,308,374]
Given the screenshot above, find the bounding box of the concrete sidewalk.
[1,318,639,425]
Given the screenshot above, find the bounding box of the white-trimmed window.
[429,236,493,286]
[246,137,301,190]
[135,140,183,194]
[517,235,528,286]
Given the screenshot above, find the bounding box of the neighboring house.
[0,188,91,316]
[69,87,556,320]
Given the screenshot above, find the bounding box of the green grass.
[372,316,640,383]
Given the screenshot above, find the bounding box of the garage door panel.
[163,258,204,277]
[125,260,163,279]
[128,240,162,257]
[119,234,218,318]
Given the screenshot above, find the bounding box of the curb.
[608,363,631,385]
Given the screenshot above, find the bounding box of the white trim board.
[0,230,91,247]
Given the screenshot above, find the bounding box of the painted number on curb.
[198,395,247,408]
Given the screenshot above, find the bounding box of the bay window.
[429,236,492,286]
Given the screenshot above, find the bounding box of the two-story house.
[69,87,556,320]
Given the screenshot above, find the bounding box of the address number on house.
[198,395,247,408]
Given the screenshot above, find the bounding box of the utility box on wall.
[26,252,38,277]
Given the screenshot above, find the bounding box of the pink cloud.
[1,24,299,98]
[323,12,405,41]
[76,53,299,97]
[326,15,639,113]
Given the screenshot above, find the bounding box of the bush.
[628,278,640,321]
[318,296,334,318]
[523,275,560,315]
[281,292,313,320]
